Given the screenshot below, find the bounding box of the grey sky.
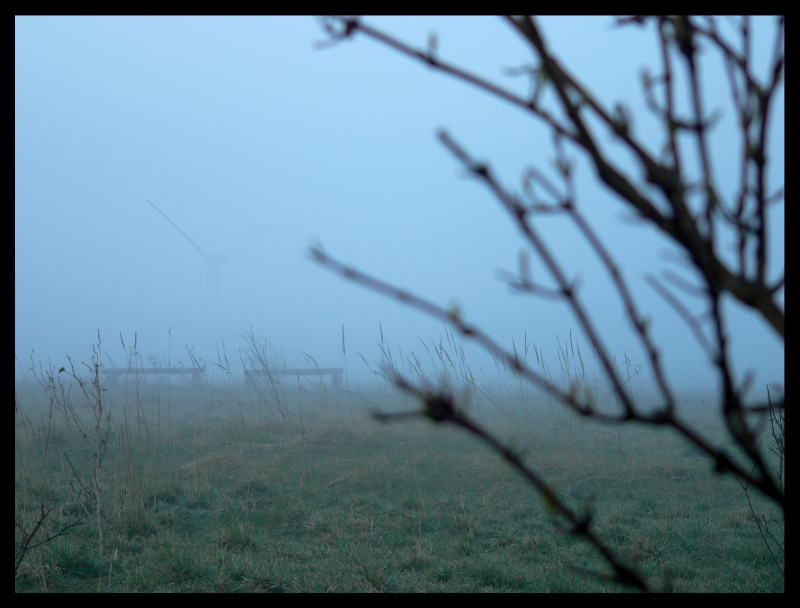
[15,16,783,395]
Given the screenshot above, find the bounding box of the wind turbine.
[146,200,275,311]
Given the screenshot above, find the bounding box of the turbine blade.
[146,200,210,262]
[218,222,279,255]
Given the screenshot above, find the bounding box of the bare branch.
[319,16,784,337]
[504,16,783,339]
[647,274,715,359]
[309,246,783,506]
[378,373,652,591]
[314,16,784,590]
[15,504,83,577]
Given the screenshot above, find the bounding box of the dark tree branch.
[15,504,83,577]
[647,274,715,358]
[314,15,784,591]
[378,373,652,591]
[321,16,783,338]
[309,246,783,506]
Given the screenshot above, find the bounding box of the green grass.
[15,374,783,592]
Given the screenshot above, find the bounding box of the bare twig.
[319,16,783,339]
[377,373,651,591]
[736,385,784,574]
[15,504,83,577]
[314,15,784,590]
[309,246,783,506]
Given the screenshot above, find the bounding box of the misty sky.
[15,17,783,395]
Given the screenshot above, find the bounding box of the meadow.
[15,334,783,592]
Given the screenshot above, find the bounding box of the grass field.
[15,338,783,592]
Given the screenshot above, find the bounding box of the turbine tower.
[146,200,274,312]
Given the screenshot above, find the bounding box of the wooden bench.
[102,366,206,388]
[244,367,344,390]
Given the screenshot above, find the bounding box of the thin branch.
[319,17,576,141]
[437,129,646,418]
[309,246,783,506]
[379,373,652,591]
[309,243,594,416]
[320,16,784,338]
[504,16,783,340]
[657,18,682,174]
[565,196,677,415]
[496,269,566,300]
[15,504,83,576]
[647,275,715,358]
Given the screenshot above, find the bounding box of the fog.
[15,17,783,396]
